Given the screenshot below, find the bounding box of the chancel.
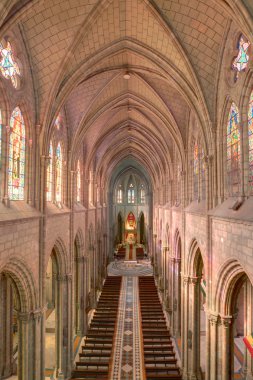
[0,1,252,380]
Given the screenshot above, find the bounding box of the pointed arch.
[46,141,53,201]
[0,257,38,312]
[248,90,253,189]
[8,106,26,200]
[76,159,81,202]
[55,142,62,202]
[214,259,252,315]
[226,102,240,195]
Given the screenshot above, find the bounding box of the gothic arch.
[74,228,84,253]
[214,258,252,315]
[0,257,37,312]
[187,239,204,277]
[49,237,68,275]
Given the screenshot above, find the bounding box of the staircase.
[71,276,122,379]
[139,276,182,380]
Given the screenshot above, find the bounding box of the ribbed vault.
[0,0,252,192]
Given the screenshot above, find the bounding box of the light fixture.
[123,72,130,80]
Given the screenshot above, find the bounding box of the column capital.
[208,311,219,326]
[32,308,44,321]
[17,311,31,322]
[183,275,190,285]
[220,315,233,327]
[58,273,72,282]
[189,276,201,285]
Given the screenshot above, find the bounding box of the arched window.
[140,185,145,204]
[227,103,240,195]
[193,141,199,200]
[55,143,62,202]
[46,142,53,201]
[77,160,81,202]
[0,41,20,88]
[232,35,250,81]
[0,109,2,167]
[8,107,25,200]
[128,183,135,204]
[248,91,253,189]
[117,186,122,203]
[201,148,206,200]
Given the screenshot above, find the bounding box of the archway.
[45,250,59,374]
[0,262,38,380]
[182,241,206,380]
[215,261,253,379]
[0,273,20,379]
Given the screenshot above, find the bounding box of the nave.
[71,269,181,380]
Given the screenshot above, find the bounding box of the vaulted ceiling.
[1,0,252,187]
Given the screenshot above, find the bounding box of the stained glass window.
[232,35,250,81]
[117,187,123,203]
[193,141,199,200]
[46,142,53,201]
[0,109,2,167]
[8,107,25,200]
[128,183,134,203]
[201,148,206,200]
[55,115,61,130]
[77,160,81,202]
[55,143,62,202]
[227,103,240,195]
[0,41,20,88]
[248,91,253,189]
[140,186,145,204]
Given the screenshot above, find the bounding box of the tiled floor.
[111,276,144,379]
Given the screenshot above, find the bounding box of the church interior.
[0,0,253,379]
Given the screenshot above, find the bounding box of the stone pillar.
[207,312,219,380]
[169,257,175,327]
[32,309,44,380]
[221,316,233,380]
[242,280,253,379]
[182,276,190,378]
[173,258,181,337]
[17,312,30,380]
[188,276,201,380]
[153,234,157,269]
[57,274,73,378]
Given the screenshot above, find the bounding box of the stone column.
[57,274,73,379]
[188,276,201,380]
[208,312,219,380]
[173,258,181,337]
[242,280,253,379]
[169,257,176,328]
[32,309,44,380]
[182,276,190,378]
[220,315,233,380]
[17,312,30,380]
[75,255,83,336]
[153,234,157,269]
